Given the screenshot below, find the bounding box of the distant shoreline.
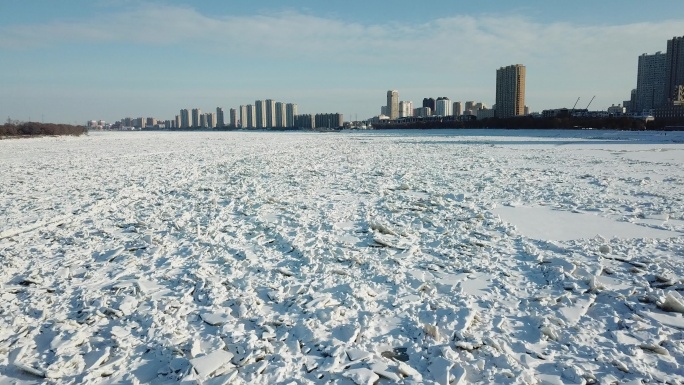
[373,116,684,131]
[0,122,87,139]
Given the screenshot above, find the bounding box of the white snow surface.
[1,129,684,384]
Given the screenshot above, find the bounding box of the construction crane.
[570,97,580,115]
[585,95,595,110]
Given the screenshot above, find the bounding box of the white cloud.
[2,3,684,114]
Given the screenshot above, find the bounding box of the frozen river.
[1,129,684,384]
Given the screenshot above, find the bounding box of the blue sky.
[2,0,684,124]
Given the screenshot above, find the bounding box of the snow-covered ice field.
[1,129,684,384]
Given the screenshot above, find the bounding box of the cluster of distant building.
[621,36,684,119]
[95,100,344,131]
[87,36,684,131]
[375,64,528,123]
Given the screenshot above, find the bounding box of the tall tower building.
[255,100,266,128]
[229,108,237,128]
[191,108,202,128]
[216,107,225,127]
[275,102,286,128]
[265,99,276,128]
[246,105,256,128]
[239,105,247,128]
[286,103,297,128]
[399,101,413,118]
[387,90,399,120]
[453,101,462,116]
[180,109,190,129]
[435,97,452,116]
[635,52,666,113]
[495,64,526,118]
[664,36,684,104]
[422,98,436,115]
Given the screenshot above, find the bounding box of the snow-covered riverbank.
[1,130,683,384]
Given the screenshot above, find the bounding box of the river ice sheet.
[1,129,684,384]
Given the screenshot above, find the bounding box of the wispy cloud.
[2,3,684,115]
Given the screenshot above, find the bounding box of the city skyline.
[2,1,684,124]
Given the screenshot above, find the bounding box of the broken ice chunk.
[343,368,380,385]
[428,357,454,384]
[189,349,234,379]
[346,348,372,362]
[659,291,684,314]
[200,312,233,326]
[13,361,46,378]
[369,362,402,381]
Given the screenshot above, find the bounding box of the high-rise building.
[635,52,666,113]
[435,97,452,116]
[205,113,216,128]
[180,109,190,129]
[315,113,343,128]
[229,108,237,128]
[216,107,225,127]
[191,108,202,128]
[399,101,413,118]
[265,99,276,128]
[295,114,314,129]
[422,98,436,115]
[286,103,297,128]
[387,90,399,120]
[174,115,180,129]
[239,105,247,128]
[414,107,432,117]
[453,101,462,116]
[255,100,266,128]
[664,36,684,104]
[275,102,286,128]
[495,64,526,118]
[247,105,256,128]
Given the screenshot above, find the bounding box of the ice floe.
[1,129,683,384]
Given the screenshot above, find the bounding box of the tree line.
[0,122,87,138]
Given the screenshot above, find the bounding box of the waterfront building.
[453,101,462,116]
[387,90,399,120]
[191,108,202,128]
[607,104,626,115]
[294,114,314,129]
[636,52,666,113]
[216,107,225,128]
[133,117,144,128]
[229,108,237,128]
[414,107,432,117]
[265,99,276,128]
[476,107,495,120]
[399,101,413,118]
[180,109,190,129]
[255,100,266,128]
[315,113,343,128]
[422,98,435,115]
[286,103,297,128]
[246,105,256,128]
[495,64,526,118]
[435,97,452,116]
[275,102,285,128]
[205,112,216,128]
[665,36,684,104]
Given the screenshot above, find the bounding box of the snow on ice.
[1,129,684,384]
